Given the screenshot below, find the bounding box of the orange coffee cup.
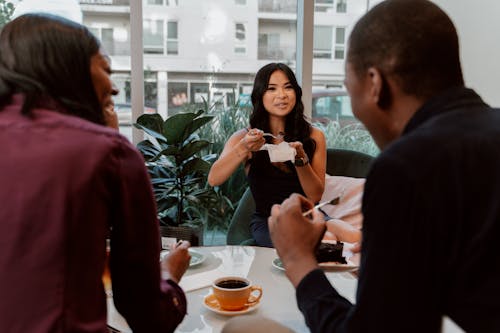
[212,276,262,311]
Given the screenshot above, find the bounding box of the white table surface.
[107,245,358,333]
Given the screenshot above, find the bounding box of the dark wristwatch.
[294,155,309,167]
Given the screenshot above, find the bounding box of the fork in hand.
[262,132,284,140]
[302,187,346,217]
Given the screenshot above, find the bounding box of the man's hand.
[268,194,326,287]
[160,240,191,284]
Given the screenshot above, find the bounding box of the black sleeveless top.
[247,150,305,217]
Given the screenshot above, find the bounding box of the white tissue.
[260,142,296,162]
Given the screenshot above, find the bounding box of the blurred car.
[311,89,355,125]
[114,103,156,125]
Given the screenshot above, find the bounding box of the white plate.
[203,293,260,316]
[160,249,206,267]
[272,257,358,272]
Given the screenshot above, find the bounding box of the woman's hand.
[288,141,307,159]
[160,240,191,284]
[103,100,119,129]
[241,128,266,152]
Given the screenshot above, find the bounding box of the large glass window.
[144,19,164,54]
[336,0,347,13]
[258,0,297,13]
[234,22,246,54]
[313,26,332,59]
[166,21,178,55]
[167,82,188,115]
[334,27,345,60]
[315,0,334,12]
[190,83,210,105]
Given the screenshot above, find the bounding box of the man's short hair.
[348,0,464,100]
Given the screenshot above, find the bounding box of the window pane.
[147,0,163,4]
[312,1,377,155]
[144,19,164,53]
[258,0,297,13]
[140,0,296,120]
[168,82,188,115]
[101,28,114,54]
[337,0,347,13]
[314,26,332,58]
[334,46,344,60]
[314,26,332,50]
[191,83,210,104]
[335,27,345,44]
[166,41,178,55]
[167,21,177,38]
[315,0,334,12]
[235,23,245,41]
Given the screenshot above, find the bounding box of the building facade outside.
[79,0,378,120]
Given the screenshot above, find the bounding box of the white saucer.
[203,293,260,316]
[160,249,206,267]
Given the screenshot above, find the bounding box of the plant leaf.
[135,113,164,132]
[183,115,214,141]
[134,123,166,142]
[181,158,210,177]
[163,113,198,144]
[180,140,210,160]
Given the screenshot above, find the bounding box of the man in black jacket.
[267,0,500,332]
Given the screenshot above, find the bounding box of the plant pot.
[159,225,204,247]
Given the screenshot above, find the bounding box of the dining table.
[107,245,464,333]
[106,245,359,333]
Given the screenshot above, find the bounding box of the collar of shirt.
[402,86,487,136]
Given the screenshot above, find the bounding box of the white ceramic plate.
[203,293,260,316]
[272,257,358,272]
[160,249,206,267]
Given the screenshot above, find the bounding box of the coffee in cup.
[212,276,262,311]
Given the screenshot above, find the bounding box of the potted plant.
[134,109,218,246]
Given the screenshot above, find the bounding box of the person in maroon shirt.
[0,13,190,333]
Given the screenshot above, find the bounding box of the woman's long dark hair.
[250,63,315,159]
[0,13,105,125]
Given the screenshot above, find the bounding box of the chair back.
[326,148,373,178]
[226,148,374,245]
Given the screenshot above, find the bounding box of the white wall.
[432,0,500,106]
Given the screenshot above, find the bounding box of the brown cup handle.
[246,285,262,305]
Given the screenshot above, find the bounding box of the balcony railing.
[79,0,130,5]
[258,0,297,13]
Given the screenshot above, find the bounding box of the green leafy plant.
[0,0,14,29]
[314,121,379,156]
[198,97,251,206]
[134,110,227,229]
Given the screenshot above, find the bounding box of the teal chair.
[226,148,375,245]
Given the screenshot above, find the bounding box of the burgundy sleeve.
[108,140,187,332]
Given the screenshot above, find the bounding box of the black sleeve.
[296,155,442,333]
